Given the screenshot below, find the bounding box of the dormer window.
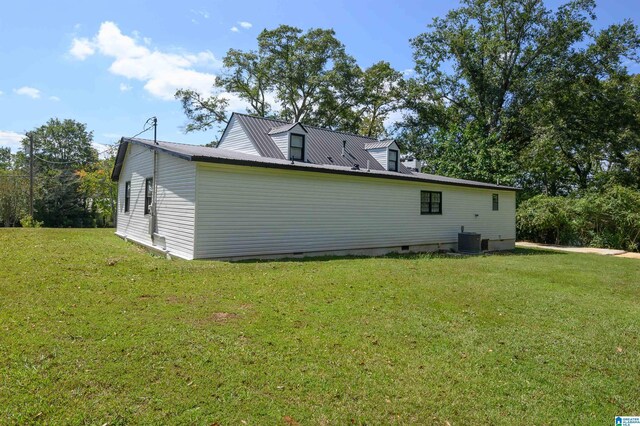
[364,140,401,171]
[388,149,398,172]
[290,134,305,161]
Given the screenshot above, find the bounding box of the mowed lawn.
[1,229,639,425]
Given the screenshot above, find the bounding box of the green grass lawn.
[1,229,639,425]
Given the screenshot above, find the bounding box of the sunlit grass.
[1,228,638,424]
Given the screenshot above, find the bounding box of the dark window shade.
[388,149,398,171]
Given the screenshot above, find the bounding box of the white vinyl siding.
[368,148,387,169]
[116,144,154,248]
[193,162,516,259]
[271,133,289,159]
[116,144,196,259]
[217,115,259,155]
[155,153,196,259]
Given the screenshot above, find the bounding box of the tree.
[0,147,11,170]
[22,118,98,172]
[77,153,118,227]
[175,25,403,139]
[174,88,230,134]
[34,169,94,227]
[400,0,601,184]
[530,26,640,190]
[358,61,403,138]
[17,118,101,227]
[220,48,273,117]
[0,170,28,227]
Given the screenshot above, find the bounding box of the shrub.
[516,195,578,245]
[20,215,43,228]
[517,186,640,252]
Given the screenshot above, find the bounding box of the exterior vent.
[458,232,481,254]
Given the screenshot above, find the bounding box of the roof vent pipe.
[342,140,346,157]
[367,160,370,172]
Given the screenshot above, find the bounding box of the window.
[289,134,305,161]
[124,181,131,213]
[388,149,399,171]
[144,178,153,215]
[492,193,499,211]
[421,191,442,215]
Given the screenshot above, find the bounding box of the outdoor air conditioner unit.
[458,232,481,254]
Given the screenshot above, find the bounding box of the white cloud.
[119,83,132,92]
[0,131,26,152]
[69,37,96,60]
[239,21,252,29]
[191,9,210,19]
[230,26,239,33]
[49,96,61,101]
[68,21,221,100]
[14,86,41,99]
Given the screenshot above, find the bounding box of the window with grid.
[388,149,398,171]
[421,191,442,215]
[124,181,131,213]
[144,178,153,215]
[289,134,305,161]
[492,194,499,211]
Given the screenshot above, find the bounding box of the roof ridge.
[129,137,206,147]
[233,112,385,142]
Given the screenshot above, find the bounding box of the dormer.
[365,140,400,171]
[269,122,309,162]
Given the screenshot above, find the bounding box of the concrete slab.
[516,242,628,256]
[614,252,640,259]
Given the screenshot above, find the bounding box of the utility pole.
[29,133,34,217]
[153,117,157,145]
[151,117,158,236]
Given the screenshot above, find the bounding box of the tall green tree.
[528,25,640,191]
[23,118,98,172]
[175,25,403,139]
[18,118,101,227]
[399,0,617,185]
[358,61,403,138]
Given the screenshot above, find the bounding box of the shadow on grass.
[231,247,563,264]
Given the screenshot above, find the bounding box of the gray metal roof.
[267,122,307,135]
[233,113,410,173]
[111,136,517,191]
[364,140,395,150]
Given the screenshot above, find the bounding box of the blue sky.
[1,0,639,153]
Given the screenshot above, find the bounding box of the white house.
[111,113,517,260]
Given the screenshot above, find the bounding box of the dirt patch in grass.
[138,294,156,300]
[202,312,239,323]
